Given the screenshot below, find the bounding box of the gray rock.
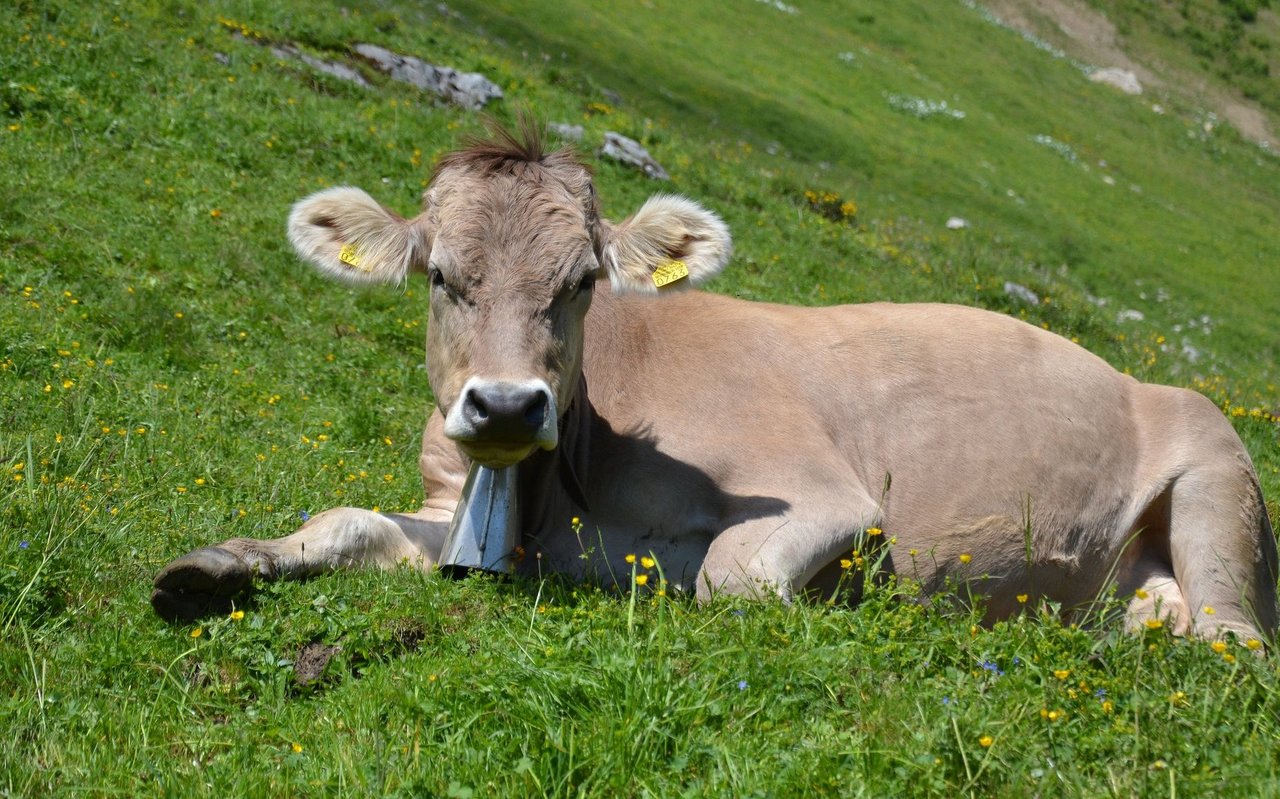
[354,43,502,110]
[599,131,669,180]
[1089,68,1142,96]
[1003,281,1040,305]
[548,122,584,142]
[272,43,371,88]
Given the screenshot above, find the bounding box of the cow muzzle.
[442,377,559,466]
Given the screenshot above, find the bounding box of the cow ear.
[287,187,430,285]
[601,195,732,294]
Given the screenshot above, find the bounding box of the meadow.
[2,0,1278,795]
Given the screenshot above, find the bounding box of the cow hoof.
[151,547,253,622]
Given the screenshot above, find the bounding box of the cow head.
[287,125,731,468]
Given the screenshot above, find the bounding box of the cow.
[151,123,1278,643]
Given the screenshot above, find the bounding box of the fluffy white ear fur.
[602,194,732,294]
[287,187,428,285]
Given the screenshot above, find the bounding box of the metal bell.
[437,464,520,577]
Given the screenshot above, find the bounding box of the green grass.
[2,0,1279,795]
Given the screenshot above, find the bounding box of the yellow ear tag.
[338,242,369,271]
[652,259,689,289]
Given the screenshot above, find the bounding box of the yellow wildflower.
[624,554,636,564]
[1202,606,1215,615]
[978,735,993,748]
[1134,589,1149,600]
[291,742,303,753]
[959,553,972,564]
[635,574,649,586]
[1145,619,1163,630]
[229,610,245,621]
[1016,594,1029,604]
[190,627,203,638]
[1245,638,1262,651]
[866,527,882,537]
[1054,669,1070,680]
[840,559,853,570]
[1211,641,1227,654]
[640,556,656,569]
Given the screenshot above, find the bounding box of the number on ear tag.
[652,259,689,289]
[339,243,369,271]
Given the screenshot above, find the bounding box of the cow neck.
[517,372,592,529]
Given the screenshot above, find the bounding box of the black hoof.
[151,547,252,622]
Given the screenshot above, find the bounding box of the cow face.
[287,131,731,468]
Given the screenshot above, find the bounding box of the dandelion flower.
[291,742,303,753]
[978,735,993,748]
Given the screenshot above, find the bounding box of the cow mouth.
[457,442,541,469]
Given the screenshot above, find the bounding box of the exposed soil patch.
[294,641,342,686]
[981,0,1276,146]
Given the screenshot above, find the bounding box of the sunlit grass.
[2,0,1278,795]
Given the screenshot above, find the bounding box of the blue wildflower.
[19,540,30,550]
[299,510,310,521]
[738,680,748,691]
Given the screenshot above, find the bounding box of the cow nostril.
[466,388,490,421]
[523,391,548,428]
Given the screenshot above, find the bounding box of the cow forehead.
[429,170,595,281]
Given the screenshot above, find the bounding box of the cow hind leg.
[1163,458,1279,642]
[151,507,451,621]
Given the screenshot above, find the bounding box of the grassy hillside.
[2,0,1279,796]
[450,0,1280,386]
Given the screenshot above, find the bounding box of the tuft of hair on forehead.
[430,115,590,183]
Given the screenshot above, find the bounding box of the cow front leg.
[151,506,452,621]
[697,491,879,603]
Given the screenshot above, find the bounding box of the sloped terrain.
[1,1,1278,795]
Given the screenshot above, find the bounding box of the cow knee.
[695,562,792,603]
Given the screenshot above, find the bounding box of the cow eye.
[428,266,460,301]
[428,267,446,290]
[574,273,596,297]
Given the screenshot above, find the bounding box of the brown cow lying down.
[152,125,1278,642]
